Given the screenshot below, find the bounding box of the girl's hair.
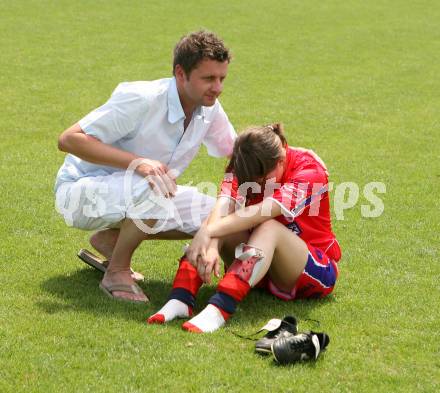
[227,123,287,186]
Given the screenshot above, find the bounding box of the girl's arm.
[186,197,237,269]
[207,198,282,238]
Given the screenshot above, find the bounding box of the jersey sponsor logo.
[287,221,302,235]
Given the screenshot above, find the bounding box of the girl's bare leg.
[246,219,308,292]
[182,219,308,333]
[147,230,250,324]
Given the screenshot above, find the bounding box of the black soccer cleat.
[271,331,330,364]
[255,316,298,354]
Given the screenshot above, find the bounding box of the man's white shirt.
[55,77,236,191]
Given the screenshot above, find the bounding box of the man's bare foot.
[101,269,149,302]
[90,229,119,260]
[90,230,144,281]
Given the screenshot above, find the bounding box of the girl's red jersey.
[220,146,341,262]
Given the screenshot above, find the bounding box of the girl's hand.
[199,246,221,284]
[186,225,211,267]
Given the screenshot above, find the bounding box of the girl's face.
[257,146,286,185]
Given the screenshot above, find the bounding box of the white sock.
[183,304,226,333]
[148,299,190,323]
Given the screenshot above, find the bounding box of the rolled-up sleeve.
[78,83,147,144]
[202,103,236,157]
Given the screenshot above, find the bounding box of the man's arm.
[202,102,236,158]
[58,123,140,168]
[58,123,176,197]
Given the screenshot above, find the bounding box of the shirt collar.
[167,77,206,123]
[167,78,185,124]
[193,105,206,120]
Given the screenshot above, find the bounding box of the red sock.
[217,271,251,302]
[172,256,203,297]
[207,269,251,318]
[147,257,201,325]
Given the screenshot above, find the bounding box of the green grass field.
[1,1,439,392]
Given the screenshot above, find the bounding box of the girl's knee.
[252,219,283,238]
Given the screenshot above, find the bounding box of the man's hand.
[135,159,177,198]
[58,125,178,198]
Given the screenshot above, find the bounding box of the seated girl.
[148,123,341,333]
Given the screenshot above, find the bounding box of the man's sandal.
[77,249,145,282]
[99,281,149,304]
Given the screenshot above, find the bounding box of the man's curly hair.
[173,30,231,76]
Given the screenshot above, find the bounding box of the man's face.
[176,59,229,108]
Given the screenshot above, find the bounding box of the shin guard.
[228,243,266,287]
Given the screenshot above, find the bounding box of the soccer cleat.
[271,331,330,364]
[255,316,298,354]
[255,315,298,355]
